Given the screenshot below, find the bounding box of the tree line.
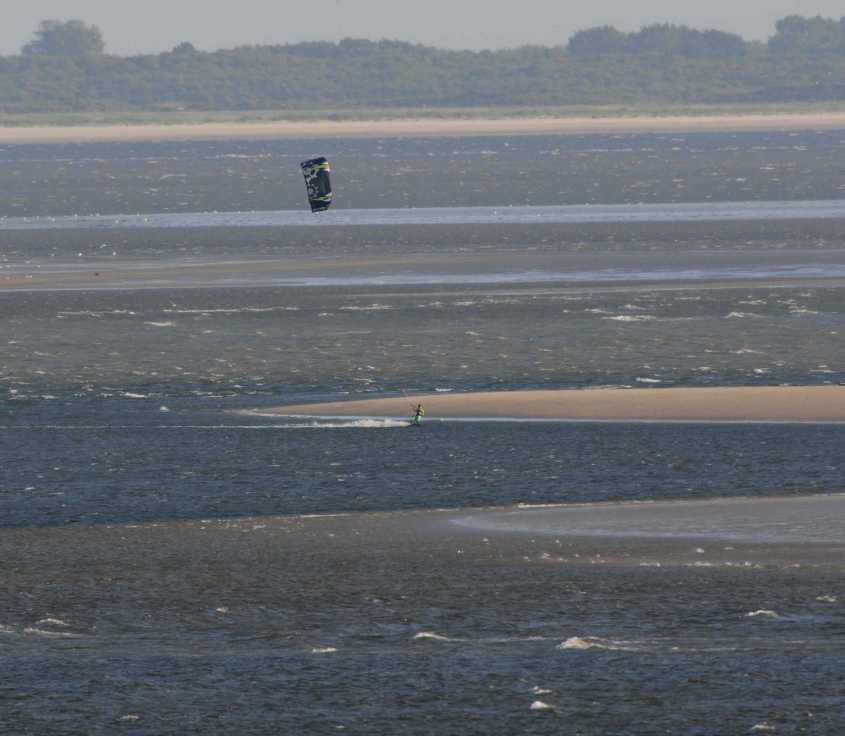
[2,16,845,113]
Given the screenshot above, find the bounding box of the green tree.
[567,26,628,57]
[22,19,105,57]
[768,15,845,56]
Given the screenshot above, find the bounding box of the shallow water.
[5,198,845,231]
[457,493,845,543]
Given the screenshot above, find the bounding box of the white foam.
[36,617,69,627]
[751,723,775,732]
[239,414,410,429]
[339,304,394,311]
[529,701,556,712]
[144,321,175,327]
[296,418,410,429]
[23,627,81,638]
[413,632,460,642]
[311,646,338,654]
[604,315,656,322]
[163,306,299,314]
[558,636,637,651]
[745,610,780,619]
[725,312,762,319]
[816,595,837,603]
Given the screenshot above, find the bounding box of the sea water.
[2,131,845,734]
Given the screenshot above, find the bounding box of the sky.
[3,0,844,56]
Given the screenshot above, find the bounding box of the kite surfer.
[410,403,425,427]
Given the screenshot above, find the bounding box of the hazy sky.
[4,1,844,55]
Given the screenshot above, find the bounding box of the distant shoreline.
[266,386,845,423]
[4,110,845,144]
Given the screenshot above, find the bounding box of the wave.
[35,617,70,627]
[163,306,300,314]
[23,627,83,638]
[413,631,460,643]
[604,315,657,322]
[412,631,550,645]
[339,304,394,311]
[557,636,641,651]
[22,616,87,638]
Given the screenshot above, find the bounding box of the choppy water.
[5,281,845,396]
[3,130,845,734]
[5,401,845,528]
[4,129,845,217]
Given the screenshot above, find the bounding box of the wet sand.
[4,112,845,144]
[270,386,845,423]
[2,495,843,593]
[7,245,845,291]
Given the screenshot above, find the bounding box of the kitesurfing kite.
[301,157,333,213]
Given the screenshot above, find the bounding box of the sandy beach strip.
[269,386,845,422]
[4,112,845,144]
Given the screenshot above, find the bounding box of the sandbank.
[7,247,845,292]
[455,492,845,544]
[4,111,845,144]
[270,385,845,422]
